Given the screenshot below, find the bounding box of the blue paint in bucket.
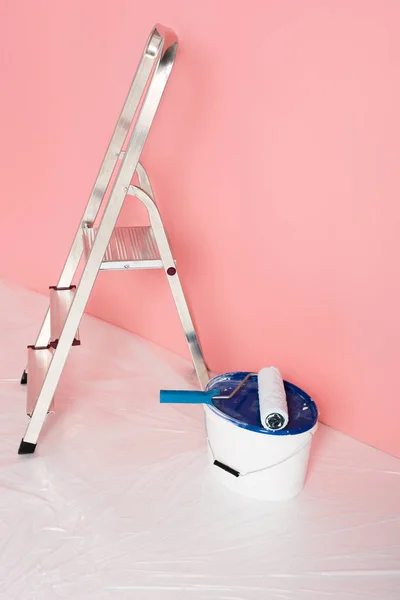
[206,371,318,436]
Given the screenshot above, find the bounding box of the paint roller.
[160,367,289,431]
[257,367,288,430]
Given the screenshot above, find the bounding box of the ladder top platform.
[83,226,163,270]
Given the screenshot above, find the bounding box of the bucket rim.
[205,371,318,436]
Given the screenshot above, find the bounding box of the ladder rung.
[49,286,80,348]
[26,345,54,416]
[83,226,164,270]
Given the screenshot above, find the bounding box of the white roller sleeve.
[258,367,289,431]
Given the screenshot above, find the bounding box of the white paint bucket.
[204,372,318,501]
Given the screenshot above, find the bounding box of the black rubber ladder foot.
[18,439,36,455]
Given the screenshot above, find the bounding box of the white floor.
[0,279,399,599]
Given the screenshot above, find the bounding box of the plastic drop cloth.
[0,279,399,599]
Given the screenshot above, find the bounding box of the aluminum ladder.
[18,24,209,455]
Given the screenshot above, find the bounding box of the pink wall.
[1,1,399,457]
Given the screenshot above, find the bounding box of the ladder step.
[49,286,80,348]
[26,345,54,416]
[83,226,164,270]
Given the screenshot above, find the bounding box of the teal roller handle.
[160,389,219,404]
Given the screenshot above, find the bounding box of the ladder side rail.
[20,28,178,451]
[32,27,164,348]
[129,184,209,390]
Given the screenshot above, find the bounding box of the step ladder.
[18,24,209,455]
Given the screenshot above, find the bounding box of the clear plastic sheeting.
[0,279,399,600]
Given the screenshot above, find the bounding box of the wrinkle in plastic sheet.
[0,279,399,599]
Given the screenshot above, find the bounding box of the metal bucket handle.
[207,432,315,478]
